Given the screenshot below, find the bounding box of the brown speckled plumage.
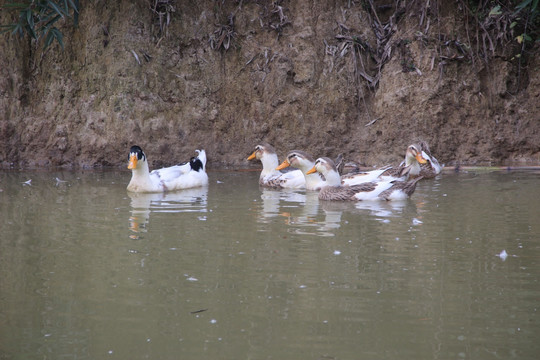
[378,176,423,200]
[261,176,291,188]
[318,182,378,201]
[418,141,441,178]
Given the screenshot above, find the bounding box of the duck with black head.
[127,145,208,193]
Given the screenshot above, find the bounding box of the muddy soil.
[0,1,539,170]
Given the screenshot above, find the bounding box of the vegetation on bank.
[1,1,537,54]
[0,0,537,97]
[0,0,79,50]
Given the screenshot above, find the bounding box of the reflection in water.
[257,187,418,236]
[353,199,409,219]
[128,187,208,238]
[258,188,341,236]
[317,197,411,219]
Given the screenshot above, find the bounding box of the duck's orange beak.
[247,151,257,161]
[128,154,138,169]
[306,166,317,175]
[276,160,290,170]
[415,153,427,164]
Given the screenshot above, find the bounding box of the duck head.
[128,145,146,170]
[306,157,341,186]
[247,143,276,161]
[405,145,427,166]
[276,150,315,172]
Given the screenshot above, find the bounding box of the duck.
[276,150,330,190]
[276,150,390,190]
[247,143,305,188]
[372,143,429,181]
[307,157,423,201]
[418,141,442,178]
[127,145,209,193]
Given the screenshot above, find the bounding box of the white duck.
[127,145,209,193]
[247,143,305,188]
[307,157,423,201]
[276,150,329,190]
[277,150,390,190]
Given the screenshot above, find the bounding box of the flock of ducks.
[126,142,442,202]
[247,142,441,201]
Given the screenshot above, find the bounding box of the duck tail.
[194,149,207,171]
[404,176,424,196]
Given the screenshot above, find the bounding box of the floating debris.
[22,179,32,186]
[54,177,68,187]
[412,218,423,225]
[498,249,508,261]
[190,309,208,314]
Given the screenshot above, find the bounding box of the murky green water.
[0,169,539,359]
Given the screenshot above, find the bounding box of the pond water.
[0,169,539,359]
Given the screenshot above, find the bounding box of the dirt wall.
[1,0,539,169]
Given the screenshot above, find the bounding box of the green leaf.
[25,8,33,27]
[43,27,64,50]
[42,14,61,31]
[24,23,37,39]
[510,22,517,29]
[1,3,30,10]
[53,28,64,50]
[515,0,533,12]
[11,23,23,37]
[46,1,67,18]
[0,24,16,35]
[489,5,502,16]
[67,0,79,13]
[44,29,55,48]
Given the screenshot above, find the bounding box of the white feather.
[127,148,208,193]
[342,167,390,186]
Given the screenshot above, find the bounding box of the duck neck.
[260,153,281,178]
[128,160,153,190]
[323,169,342,186]
[405,156,421,176]
[305,172,324,189]
[300,161,326,190]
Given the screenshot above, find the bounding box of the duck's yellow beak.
[415,153,428,164]
[276,160,290,170]
[128,154,138,169]
[306,166,317,175]
[247,151,257,161]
